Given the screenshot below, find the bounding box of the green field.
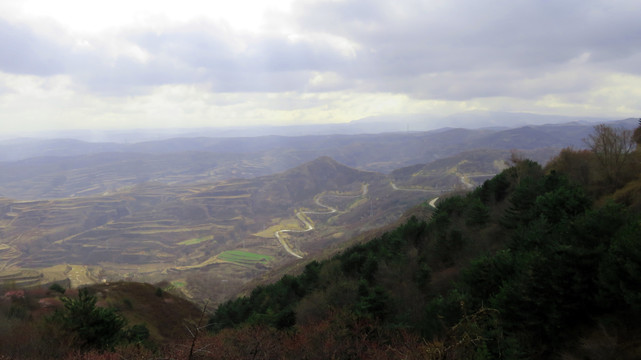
[178,235,214,246]
[217,250,273,266]
[171,281,186,288]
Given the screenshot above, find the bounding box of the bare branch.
[584,124,636,187]
[187,301,209,360]
[184,324,195,338]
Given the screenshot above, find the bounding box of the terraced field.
[178,235,215,246]
[0,269,43,288]
[0,157,439,301]
[217,250,273,267]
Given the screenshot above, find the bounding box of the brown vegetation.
[0,157,439,304]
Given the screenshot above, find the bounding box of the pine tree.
[55,288,127,350]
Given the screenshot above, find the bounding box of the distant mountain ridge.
[1,117,632,161]
[0,118,636,200]
[2,111,614,142]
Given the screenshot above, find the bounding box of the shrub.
[50,283,66,295]
[51,288,127,351]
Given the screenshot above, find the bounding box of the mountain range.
[0,118,636,200]
[0,117,637,302]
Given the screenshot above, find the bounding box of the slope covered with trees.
[203,122,641,359]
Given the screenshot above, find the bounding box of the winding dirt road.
[390,182,432,192]
[275,184,368,259]
[390,181,439,209]
[459,176,474,189]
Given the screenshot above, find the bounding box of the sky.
[0,0,640,133]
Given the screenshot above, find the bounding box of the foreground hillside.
[0,281,205,358]
[201,124,641,358]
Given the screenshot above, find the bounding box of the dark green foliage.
[429,197,466,234]
[208,157,641,359]
[414,161,641,357]
[477,170,511,204]
[501,177,544,228]
[209,273,309,331]
[53,288,127,350]
[125,323,150,344]
[573,201,626,249]
[463,250,517,305]
[209,215,427,332]
[533,182,590,224]
[208,297,252,331]
[300,261,321,289]
[449,169,639,356]
[413,259,432,292]
[466,197,490,227]
[599,220,641,312]
[422,290,466,337]
[49,283,66,294]
[361,252,379,283]
[435,229,467,266]
[354,281,390,320]
[45,287,153,353]
[341,247,368,275]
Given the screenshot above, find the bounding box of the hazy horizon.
[0,110,627,143]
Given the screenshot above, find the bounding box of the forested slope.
[205,123,641,359]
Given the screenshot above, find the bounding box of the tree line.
[207,122,641,359]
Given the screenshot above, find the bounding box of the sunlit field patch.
[217,250,273,266]
[178,235,214,245]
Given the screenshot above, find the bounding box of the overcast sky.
[0,0,640,133]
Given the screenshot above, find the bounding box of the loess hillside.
[0,157,442,302]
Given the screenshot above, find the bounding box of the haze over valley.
[0,117,636,302]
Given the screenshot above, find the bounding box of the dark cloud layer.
[1,0,640,100]
[290,0,641,96]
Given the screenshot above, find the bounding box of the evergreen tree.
[53,288,127,350]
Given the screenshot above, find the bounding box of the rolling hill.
[0,157,438,302]
[0,118,636,200]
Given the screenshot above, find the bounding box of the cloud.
[4,0,641,99]
[0,18,67,75]
[0,20,349,95]
[1,0,641,132]
[290,0,641,97]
